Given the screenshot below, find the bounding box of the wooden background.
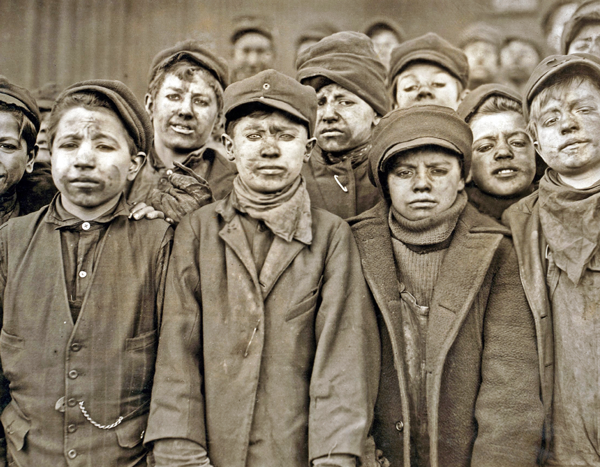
[0,0,552,99]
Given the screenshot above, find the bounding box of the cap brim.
[379,137,463,171]
[393,50,465,86]
[226,96,310,126]
[0,93,31,113]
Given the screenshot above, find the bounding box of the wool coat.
[502,192,556,464]
[350,201,545,467]
[145,196,380,467]
[0,204,172,467]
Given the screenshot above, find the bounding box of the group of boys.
[0,6,597,467]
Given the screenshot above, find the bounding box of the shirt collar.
[45,194,130,230]
[149,144,212,170]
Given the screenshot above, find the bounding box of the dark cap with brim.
[561,1,600,53]
[148,40,229,89]
[58,79,153,154]
[224,69,317,137]
[230,16,274,44]
[368,105,472,196]
[523,53,600,120]
[0,76,41,132]
[457,83,522,122]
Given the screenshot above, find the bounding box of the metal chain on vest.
[78,401,124,430]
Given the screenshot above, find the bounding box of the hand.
[129,202,172,224]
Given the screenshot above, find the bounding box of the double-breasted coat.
[350,201,545,467]
[145,196,380,467]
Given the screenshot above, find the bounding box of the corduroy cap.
[458,22,503,50]
[389,33,469,89]
[224,69,317,137]
[148,40,229,89]
[523,53,600,120]
[457,83,522,122]
[0,76,41,132]
[296,31,391,116]
[57,79,153,154]
[369,105,473,193]
[230,16,274,44]
[561,0,600,53]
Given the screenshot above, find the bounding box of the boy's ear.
[127,152,146,181]
[304,138,316,162]
[458,88,470,106]
[144,94,154,120]
[25,145,37,174]
[222,133,235,162]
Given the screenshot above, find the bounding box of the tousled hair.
[0,102,38,153]
[468,95,523,124]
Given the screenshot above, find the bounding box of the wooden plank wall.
[0,0,544,100]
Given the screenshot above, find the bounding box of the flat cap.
[58,79,153,154]
[389,32,469,89]
[0,76,41,132]
[369,105,472,193]
[458,22,503,49]
[296,23,339,50]
[148,40,229,89]
[230,16,273,44]
[224,69,317,137]
[561,0,600,53]
[523,53,600,120]
[362,17,405,42]
[457,83,522,122]
[296,31,390,116]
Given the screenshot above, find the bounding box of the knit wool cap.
[458,22,503,50]
[389,32,469,89]
[368,105,473,196]
[0,76,41,132]
[148,40,229,89]
[224,69,317,137]
[561,0,600,53]
[57,79,153,154]
[296,31,391,116]
[457,83,522,123]
[523,53,600,120]
[230,16,274,44]
[362,17,405,42]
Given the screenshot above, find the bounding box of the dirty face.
[370,29,400,69]
[224,110,315,194]
[51,107,143,217]
[463,41,499,85]
[0,111,35,196]
[231,32,274,81]
[394,62,462,110]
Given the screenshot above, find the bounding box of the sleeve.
[154,226,174,330]
[308,221,381,463]
[150,439,212,467]
[471,238,544,466]
[0,224,10,465]
[144,213,207,449]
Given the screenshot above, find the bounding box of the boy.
[504,52,600,465]
[0,80,172,466]
[389,33,468,110]
[145,69,380,467]
[351,105,544,467]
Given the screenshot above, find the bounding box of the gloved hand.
[148,162,214,225]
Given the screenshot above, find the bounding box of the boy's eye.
[432,82,446,88]
[59,142,78,149]
[394,169,413,179]
[193,97,210,106]
[97,144,115,151]
[476,143,493,153]
[246,134,261,140]
[0,143,18,151]
[166,94,181,101]
[279,134,295,141]
[430,168,449,176]
[403,85,418,92]
[510,139,527,148]
[317,99,326,107]
[543,116,558,127]
[340,100,354,106]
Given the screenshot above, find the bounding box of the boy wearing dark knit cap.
[388,32,469,110]
[145,69,379,467]
[504,53,600,465]
[296,31,390,219]
[0,80,172,466]
[350,105,543,467]
[128,40,236,224]
[0,77,57,226]
[230,16,275,82]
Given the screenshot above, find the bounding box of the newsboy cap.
[561,0,600,53]
[457,83,522,123]
[0,76,41,133]
[362,17,405,42]
[458,22,503,50]
[224,69,317,137]
[148,40,229,89]
[389,32,469,89]
[230,16,274,44]
[523,53,600,120]
[369,105,473,192]
[296,31,391,116]
[57,79,153,154]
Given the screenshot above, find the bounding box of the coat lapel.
[218,214,260,289]
[258,236,305,300]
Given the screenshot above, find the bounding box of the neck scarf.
[539,170,600,285]
[230,175,312,245]
[322,141,372,169]
[389,190,468,248]
[466,183,534,221]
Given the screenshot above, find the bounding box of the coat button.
[68,370,78,379]
[70,343,81,352]
[79,271,87,278]
[67,397,77,407]
[395,421,404,432]
[81,222,90,231]
[67,424,77,433]
[67,449,77,459]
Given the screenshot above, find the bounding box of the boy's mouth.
[492,167,519,177]
[69,177,101,188]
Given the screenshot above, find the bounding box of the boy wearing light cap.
[389,32,469,111]
[296,31,390,220]
[350,105,543,467]
[145,69,379,467]
[0,80,172,466]
[504,52,600,465]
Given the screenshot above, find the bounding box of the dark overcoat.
[350,201,544,467]
[145,197,380,467]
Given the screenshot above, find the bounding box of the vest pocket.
[0,330,24,382]
[115,414,147,449]
[125,330,158,394]
[1,401,30,451]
